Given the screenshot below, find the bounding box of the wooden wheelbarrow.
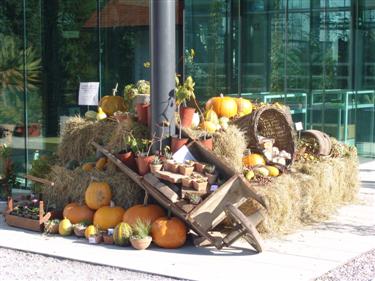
[93,141,267,253]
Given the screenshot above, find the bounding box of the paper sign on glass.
[78,82,99,106]
[295,122,303,131]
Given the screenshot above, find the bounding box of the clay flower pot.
[136,155,155,176]
[117,151,137,171]
[171,136,189,153]
[179,106,195,128]
[192,180,208,192]
[136,103,149,125]
[103,234,114,245]
[179,165,194,176]
[150,164,163,174]
[181,177,194,188]
[74,225,87,237]
[205,173,218,185]
[194,162,206,173]
[198,137,213,151]
[130,236,152,250]
[164,160,179,173]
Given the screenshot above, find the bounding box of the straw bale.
[57,117,117,164]
[212,125,248,173]
[43,165,143,211]
[240,152,359,237]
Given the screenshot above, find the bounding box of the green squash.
[113,222,132,246]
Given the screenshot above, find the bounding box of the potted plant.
[204,164,218,185]
[133,80,150,125]
[181,176,194,188]
[178,161,194,176]
[162,146,179,173]
[74,221,89,237]
[192,178,208,192]
[44,219,60,234]
[198,132,213,151]
[134,138,155,176]
[130,219,152,250]
[150,156,163,174]
[117,134,137,171]
[171,76,196,153]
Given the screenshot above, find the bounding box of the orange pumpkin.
[205,94,237,118]
[93,204,125,230]
[63,203,94,224]
[99,95,127,116]
[82,163,94,172]
[151,217,187,249]
[123,204,165,226]
[242,153,266,167]
[236,98,253,116]
[85,181,112,210]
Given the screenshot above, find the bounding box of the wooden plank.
[143,174,179,203]
[153,170,187,184]
[92,141,143,187]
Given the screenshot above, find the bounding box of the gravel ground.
[315,249,375,281]
[0,247,184,281]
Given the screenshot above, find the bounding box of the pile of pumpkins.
[58,181,187,249]
[242,153,280,180]
[196,94,253,133]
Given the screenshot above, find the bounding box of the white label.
[78,82,99,106]
[295,122,303,131]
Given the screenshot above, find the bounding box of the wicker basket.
[301,130,332,156]
[234,105,296,166]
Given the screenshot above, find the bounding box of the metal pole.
[150,0,176,145]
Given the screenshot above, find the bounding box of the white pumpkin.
[191,112,200,128]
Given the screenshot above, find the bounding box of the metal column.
[150,0,176,142]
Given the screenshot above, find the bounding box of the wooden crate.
[4,198,52,232]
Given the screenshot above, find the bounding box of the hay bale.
[43,165,143,210]
[58,117,117,164]
[240,152,359,237]
[212,125,248,173]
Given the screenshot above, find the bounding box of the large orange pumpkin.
[236,98,253,116]
[99,95,127,116]
[85,181,112,210]
[205,94,237,118]
[93,204,125,230]
[151,217,187,249]
[242,153,266,167]
[123,204,165,226]
[63,203,94,224]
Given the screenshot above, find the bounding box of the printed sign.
[295,122,303,131]
[78,82,99,106]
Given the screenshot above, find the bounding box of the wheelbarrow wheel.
[225,204,264,253]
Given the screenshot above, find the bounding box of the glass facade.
[0,0,374,186]
[184,0,375,156]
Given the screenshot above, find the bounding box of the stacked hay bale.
[42,116,147,211]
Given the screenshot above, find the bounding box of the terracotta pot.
[130,236,152,250]
[150,164,163,174]
[171,137,189,153]
[136,155,155,176]
[179,165,194,176]
[181,177,194,188]
[103,234,114,245]
[179,106,195,128]
[192,180,208,192]
[198,137,213,151]
[194,162,206,173]
[136,103,149,125]
[117,151,137,171]
[164,160,179,173]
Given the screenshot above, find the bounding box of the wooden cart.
[93,141,267,253]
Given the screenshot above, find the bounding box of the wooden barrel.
[301,130,332,156]
[234,105,297,167]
